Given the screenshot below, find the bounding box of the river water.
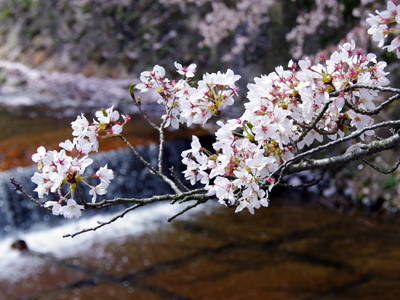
[0,79,399,299]
[1,194,400,300]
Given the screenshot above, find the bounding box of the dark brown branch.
[296,100,333,143]
[85,188,207,209]
[296,84,400,144]
[75,186,88,208]
[130,87,160,131]
[10,177,52,212]
[63,203,142,238]
[361,158,400,174]
[10,177,52,211]
[344,92,400,116]
[158,100,176,173]
[169,166,191,192]
[329,84,400,97]
[167,198,210,222]
[277,169,327,188]
[119,135,182,194]
[64,189,213,238]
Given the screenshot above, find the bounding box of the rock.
[11,239,29,251]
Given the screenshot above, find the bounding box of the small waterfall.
[0,139,193,236]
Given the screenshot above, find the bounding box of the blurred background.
[1,0,400,299]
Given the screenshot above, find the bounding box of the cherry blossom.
[174,61,197,78]
[31,106,129,217]
[28,1,400,221]
[89,184,108,204]
[96,164,114,186]
[31,146,47,163]
[44,201,62,216]
[179,33,390,214]
[367,1,400,56]
[60,199,84,219]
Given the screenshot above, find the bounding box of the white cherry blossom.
[61,199,84,219]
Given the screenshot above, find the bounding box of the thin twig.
[10,177,52,212]
[119,135,157,173]
[330,84,400,96]
[283,131,400,175]
[344,93,400,116]
[119,135,182,194]
[167,198,209,222]
[158,101,176,173]
[64,189,212,237]
[361,158,400,174]
[296,100,333,144]
[130,88,160,130]
[74,186,88,207]
[63,204,142,238]
[86,188,207,209]
[169,166,191,192]
[297,84,400,143]
[277,169,327,188]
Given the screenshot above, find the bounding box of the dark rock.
[11,239,28,251]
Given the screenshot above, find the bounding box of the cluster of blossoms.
[367,0,400,57]
[286,0,346,60]
[178,38,390,214]
[28,1,398,219]
[31,106,130,219]
[135,62,240,128]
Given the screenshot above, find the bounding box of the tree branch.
[10,177,52,212]
[130,87,160,131]
[64,189,212,238]
[277,169,327,188]
[167,198,210,222]
[284,131,400,175]
[169,166,191,192]
[119,135,182,194]
[272,119,400,182]
[63,203,142,238]
[361,157,400,174]
[344,92,400,116]
[85,188,208,209]
[330,84,400,96]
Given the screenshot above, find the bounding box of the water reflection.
[2,197,400,299]
[0,103,207,170]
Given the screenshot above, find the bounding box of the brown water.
[1,106,400,299]
[0,105,206,170]
[2,196,400,300]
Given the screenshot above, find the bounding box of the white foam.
[0,200,216,282]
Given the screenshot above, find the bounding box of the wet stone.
[10,239,28,251]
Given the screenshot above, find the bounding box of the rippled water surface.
[1,196,400,300]
[0,100,400,299]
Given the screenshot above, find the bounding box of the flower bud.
[325,84,335,93]
[129,83,136,95]
[322,73,332,83]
